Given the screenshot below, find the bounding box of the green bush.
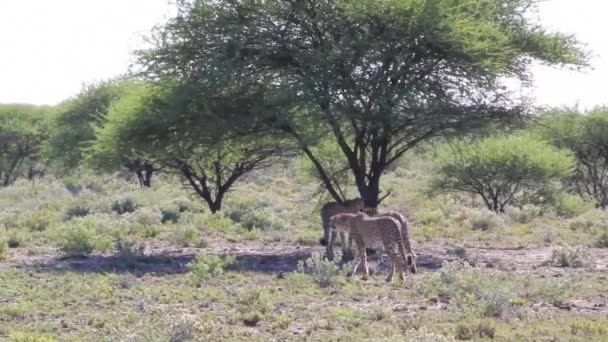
[19,210,58,232]
[56,225,95,257]
[415,209,445,225]
[505,204,540,224]
[297,252,345,287]
[111,198,137,215]
[7,230,26,248]
[64,205,91,221]
[0,240,7,261]
[172,226,201,247]
[432,134,574,212]
[187,255,235,282]
[550,246,584,268]
[470,211,499,231]
[238,208,286,231]
[54,217,110,257]
[553,193,593,218]
[596,228,608,248]
[161,208,180,224]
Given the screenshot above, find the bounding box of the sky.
[0,0,606,108]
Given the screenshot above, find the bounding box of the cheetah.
[359,207,417,274]
[330,212,413,282]
[319,198,364,261]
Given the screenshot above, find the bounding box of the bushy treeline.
[432,108,608,212]
[0,0,593,215]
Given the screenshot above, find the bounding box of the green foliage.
[505,204,540,224]
[550,246,584,268]
[0,239,7,261]
[171,226,201,247]
[90,80,291,213]
[54,217,111,257]
[0,104,48,186]
[111,198,137,215]
[9,332,56,342]
[433,135,574,212]
[7,229,26,248]
[44,79,131,172]
[552,193,593,218]
[595,228,608,248]
[539,108,608,208]
[187,255,235,282]
[161,208,180,224]
[137,0,587,206]
[64,205,91,221]
[297,253,345,287]
[470,211,499,231]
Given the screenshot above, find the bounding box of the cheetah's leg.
[326,227,335,261]
[384,244,397,283]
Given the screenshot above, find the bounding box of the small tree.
[45,79,158,186]
[539,108,608,208]
[0,104,48,186]
[91,81,293,213]
[432,135,573,212]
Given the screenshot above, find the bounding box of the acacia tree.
[0,104,48,186]
[45,79,158,186]
[432,134,573,212]
[90,81,292,213]
[137,0,587,207]
[540,108,608,208]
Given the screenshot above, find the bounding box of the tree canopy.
[432,134,574,212]
[136,0,587,207]
[539,107,608,208]
[0,104,49,186]
[91,81,294,212]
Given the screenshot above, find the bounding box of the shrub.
[172,227,201,247]
[446,246,467,260]
[111,198,137,215]
[7,230,25,248]
[470,211,498,231]
[9,332,57,342]
[238,208,286,231]
[161,208,180,224]
[0,240,7,261]
[64,205,91,221]
[550,245,584,268]
[553,193,593,218]
[432,134,574,212]
[505,204,540,224]
[418,261,520,319]
[56,224,95,257]
[539,109,608,208]
[415,209,445,225]
[595,228,608,248]
[19,210,57,232]
[54,217,110,257]
[297,252,345,287]
[64,180,83,196]
[404,327,455,342]
[187,255,235,282]
[114,240,145,266]
[131,207,162,227]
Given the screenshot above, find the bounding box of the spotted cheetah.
[319,198,364,261]
[330,212,413,282]
[359,208,417,274]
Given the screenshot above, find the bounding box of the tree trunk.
[141,162,154,187]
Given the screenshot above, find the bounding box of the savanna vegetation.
[2,0,608,341]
